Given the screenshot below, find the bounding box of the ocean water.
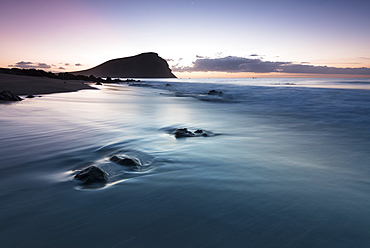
[1,78,370,247]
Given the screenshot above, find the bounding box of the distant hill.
[72,52,176,78]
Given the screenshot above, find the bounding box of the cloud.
[58,67,65,70]
[37,63,51,68]
[249,54,265,60]
[59,62,83,67]
[15,61,33,66]
[280,64,370,75]
[173,56,370,75]
[8,61,52,69]
[174,56,288,73]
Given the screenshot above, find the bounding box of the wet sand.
[0,73,96,95]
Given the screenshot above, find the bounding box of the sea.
[1,77,370,248]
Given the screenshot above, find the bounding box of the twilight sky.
[1,0,369,77]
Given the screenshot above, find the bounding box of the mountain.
[72,53,176,78]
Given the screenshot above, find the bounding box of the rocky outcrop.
[74,166,108,184]
[127,82,153,87]
[207,90,223,95]
[173,128,195,138]
[110,155,142,167]
[173,128,210,138]
[72,53,176,78]
[0,90,22,101]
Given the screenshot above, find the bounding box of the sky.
[1,0,370,78]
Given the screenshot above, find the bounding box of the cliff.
[72,53,176,78]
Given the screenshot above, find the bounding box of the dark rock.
[71,53,176,78]
[207,90,223,95]
[173,128,195,138]
[26,95,35,98]
[166,84,171,87]
[0,90,22,101]
[95,82,103,85]
[74,166,108,184]
[128,83,152,87]
[110,155,141,167]
[194,129,209,136]
[173,128,214,138]
[125,79,140,82]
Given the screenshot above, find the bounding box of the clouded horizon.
[1,0,369,77]
[172,56,370,76]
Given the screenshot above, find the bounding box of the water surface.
[1,78,370,247]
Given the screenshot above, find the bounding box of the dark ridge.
[71,52,176,78]
[0,67,104,83]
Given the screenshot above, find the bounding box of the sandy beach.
[0,73,96,95]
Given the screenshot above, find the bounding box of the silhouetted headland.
[72,52,176,78]
[0,52,175,101]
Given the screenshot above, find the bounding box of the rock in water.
[194,129,210,137]
[110,155,142,167]
[74,166,108,184]
[0,90,22,101]
[207,90,223,95]
[172,128,213,138]
[173,128,195,138]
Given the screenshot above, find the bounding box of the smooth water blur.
[1,79,370,247]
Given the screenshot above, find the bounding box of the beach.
[1,78,370,247]
[0,73,96,95]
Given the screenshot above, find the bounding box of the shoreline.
[0,73,96,96]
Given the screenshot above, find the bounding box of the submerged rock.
[173,128,213,138]
[173,128,195,138]
[194,129,210,136]
[207,90,223,95]
[128,83,152,87]
[110,155,142,167]
[74,166,108,184]
[0,90,22,101]
[124,79,140,82]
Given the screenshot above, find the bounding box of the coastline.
[0,72,96,95]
